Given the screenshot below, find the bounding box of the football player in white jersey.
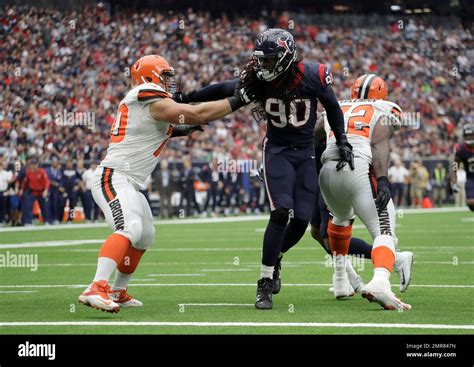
[318,74,412,310]
[78,55,249,312]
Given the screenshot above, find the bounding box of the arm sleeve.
[185,78,239,102]
[314,64,346,144]
[318,86,346,143]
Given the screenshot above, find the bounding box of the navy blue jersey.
[261,61,334,147]
[456,142,474,179]
[183,60,344,146]
[61,169,81,191]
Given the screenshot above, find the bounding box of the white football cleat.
[332,272,355,299]
[109,288,143,307]
[394,251,414,293]
[361,277,411,311]
[345,260,365,294]
[78,280,120,313]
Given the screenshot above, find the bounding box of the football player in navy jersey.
[453,124,474,211]
[175,28,354,309]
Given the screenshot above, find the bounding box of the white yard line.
[200,269,252,272]
[0,283,472,289]
[146,274,205,277]
[0,291,37,294]
[0,207,469,233]
[0,321,472,330]
[0,239,103,249]
[179,303,254,307]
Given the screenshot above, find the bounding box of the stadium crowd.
[0,5,472,224]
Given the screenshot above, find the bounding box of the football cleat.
[345,260,365,294]
[394,251,414,293]
[78,280,120,313]
[362,278,412,311]
[272,257,282,294]
[332,272,355,299]
[109,288,143,307]
[255,278,273,310]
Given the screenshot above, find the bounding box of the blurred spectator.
[201,161,219,215]
[19,158,49,226]
[0,159,15,225]
[432,162,448,206]
[388,160,409,207]
[155,160,174,218]
[60,159,81,222]
[45,157,63,224]
[455,163,467,207]
[79,160,100,222]
[180,158,201,216]
[409,160,430,208]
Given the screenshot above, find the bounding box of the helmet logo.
[277,37,292,52]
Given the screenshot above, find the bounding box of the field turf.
[0,209,472,334]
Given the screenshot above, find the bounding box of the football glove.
[170,124,204,138]
[173,91,193,104]
[375,176,391,213]
[228,65,260,111]
[336,136,355,171]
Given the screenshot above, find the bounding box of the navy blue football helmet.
[253,28,297,82]
[463,123,474,145]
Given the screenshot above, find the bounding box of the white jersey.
[321,99,402,164]
[100,83,173,186]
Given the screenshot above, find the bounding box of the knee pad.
[270,207,290,226]
[134,225,155,251]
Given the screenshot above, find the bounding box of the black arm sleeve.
[317,85,346,144]
[185,78,239,103]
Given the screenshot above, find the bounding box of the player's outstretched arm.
[175,78,239,103]
[150,92,246,125]
[371,120,394,211]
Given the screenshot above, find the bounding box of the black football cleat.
[272,257,282,294]
[255,278,273,310]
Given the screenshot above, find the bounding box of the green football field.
[0,209,473,335]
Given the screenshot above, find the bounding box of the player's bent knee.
[124,221,144,246]
[270,207,290,226]
[134,225,155,251]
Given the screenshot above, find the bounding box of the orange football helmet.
[351,74,388,100]
[131,55,178,92]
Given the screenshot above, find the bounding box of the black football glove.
[375,176,391,213]
[336,135,355,171]
[228,65,259,111]
[173,91,194,104]
[170,124,204,138]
